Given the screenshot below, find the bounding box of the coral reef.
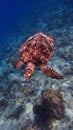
[0,1,73,130]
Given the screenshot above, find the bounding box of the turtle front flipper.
[24,62,35,81]
[40,65,64,79]
[11,60,24,68]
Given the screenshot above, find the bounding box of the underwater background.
[0,0,73,130]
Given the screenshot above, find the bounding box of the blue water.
[0,0,73,130]
[0,0,37,41]
[0,0,73,42]
[0,0,72,40]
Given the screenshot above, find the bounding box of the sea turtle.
[12,32,64,81]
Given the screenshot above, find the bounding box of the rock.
[63,67,73,75]
[0,98,8,108]
[20,124,34,130]
[6,104,24,119]
[20,86,34,97]
[0,119,18,130]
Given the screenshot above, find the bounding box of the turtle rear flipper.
[40,65,64,79]
[11,60,24,68]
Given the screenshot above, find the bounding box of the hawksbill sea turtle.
[12,32,64,81]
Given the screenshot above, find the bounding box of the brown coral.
[33,89,65,130]
[42,90,65,120]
